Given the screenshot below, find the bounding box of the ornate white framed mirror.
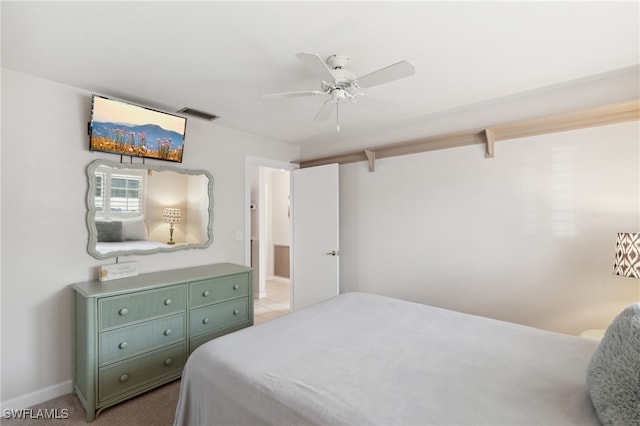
[86,159,213,259]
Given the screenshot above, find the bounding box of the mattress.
[174,292,601,426]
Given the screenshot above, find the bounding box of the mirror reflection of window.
[95,167,145,219]
[110,174,142,212]
[95,172,105,211]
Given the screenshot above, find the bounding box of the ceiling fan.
[262,53,415,131]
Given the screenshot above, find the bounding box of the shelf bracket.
[484,128,496,158]
[365,150,376,172]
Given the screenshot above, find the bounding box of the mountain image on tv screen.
[90,95,187,163]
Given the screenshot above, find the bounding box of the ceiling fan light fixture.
[331,89,347,102]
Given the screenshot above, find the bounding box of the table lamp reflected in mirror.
[162,208,182,245]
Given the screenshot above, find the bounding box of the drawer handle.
[164,358,173,366]
[118,308,129,316]
[164,329,172,336]
[119,374,129,383]
[164,298,172,306]
[203,317,210,324]
[233,284,240,290]
[233,309,240,315]
[118,342,129,349]
[202,290,210,297]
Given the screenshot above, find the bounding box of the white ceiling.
[2,1,639,158]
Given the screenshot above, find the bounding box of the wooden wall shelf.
[298,99,639,171]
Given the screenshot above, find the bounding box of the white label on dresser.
[99,262,139,282]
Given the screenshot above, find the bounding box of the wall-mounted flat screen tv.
[89,95,187,163]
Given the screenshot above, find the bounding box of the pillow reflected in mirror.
[121,216,149,241]
[95,220,124,243]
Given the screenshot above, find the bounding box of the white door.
[291,163,340,310]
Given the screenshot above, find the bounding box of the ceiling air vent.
[177,107,220,121]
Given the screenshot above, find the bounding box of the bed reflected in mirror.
[86,159,213,259]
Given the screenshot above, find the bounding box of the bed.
[94,216,172,254]
[95,240,171,254]
[174,292,639,426]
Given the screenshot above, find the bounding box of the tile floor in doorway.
[254,280,291,325]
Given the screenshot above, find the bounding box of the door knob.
[325,250,339,256]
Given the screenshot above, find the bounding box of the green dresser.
[72,263,253,422]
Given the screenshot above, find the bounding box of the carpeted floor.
[2,379,181,426]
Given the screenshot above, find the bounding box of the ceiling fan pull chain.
[336,102,340,132]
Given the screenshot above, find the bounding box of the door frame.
[244,156,299,299]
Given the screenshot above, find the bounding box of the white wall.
[340,121,640,335]
[267,169,290,278]
[185,174,210,244]
[146,170,189,243]
[249,167,291,291]
[0,69,299,407]
[269,169,291,248]
[301,65,639,161]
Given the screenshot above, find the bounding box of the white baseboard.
[0,380,72,411]
[254,291,267,299]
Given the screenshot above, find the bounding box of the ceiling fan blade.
[314,100,337,122]
[262,90,326,100]
[296,52,337,82]
[354,94,397,112]
[355,60,415,88]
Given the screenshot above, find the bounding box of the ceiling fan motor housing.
[321,77,356,92]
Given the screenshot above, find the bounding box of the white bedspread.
[174,292,600,426]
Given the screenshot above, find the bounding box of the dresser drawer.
[98,342,186,403]
[190,274,249,308]
[99,285,186,330]
[190,297,249,337]
[99,314,186,366]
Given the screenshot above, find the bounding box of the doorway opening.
[247,162,292,324]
